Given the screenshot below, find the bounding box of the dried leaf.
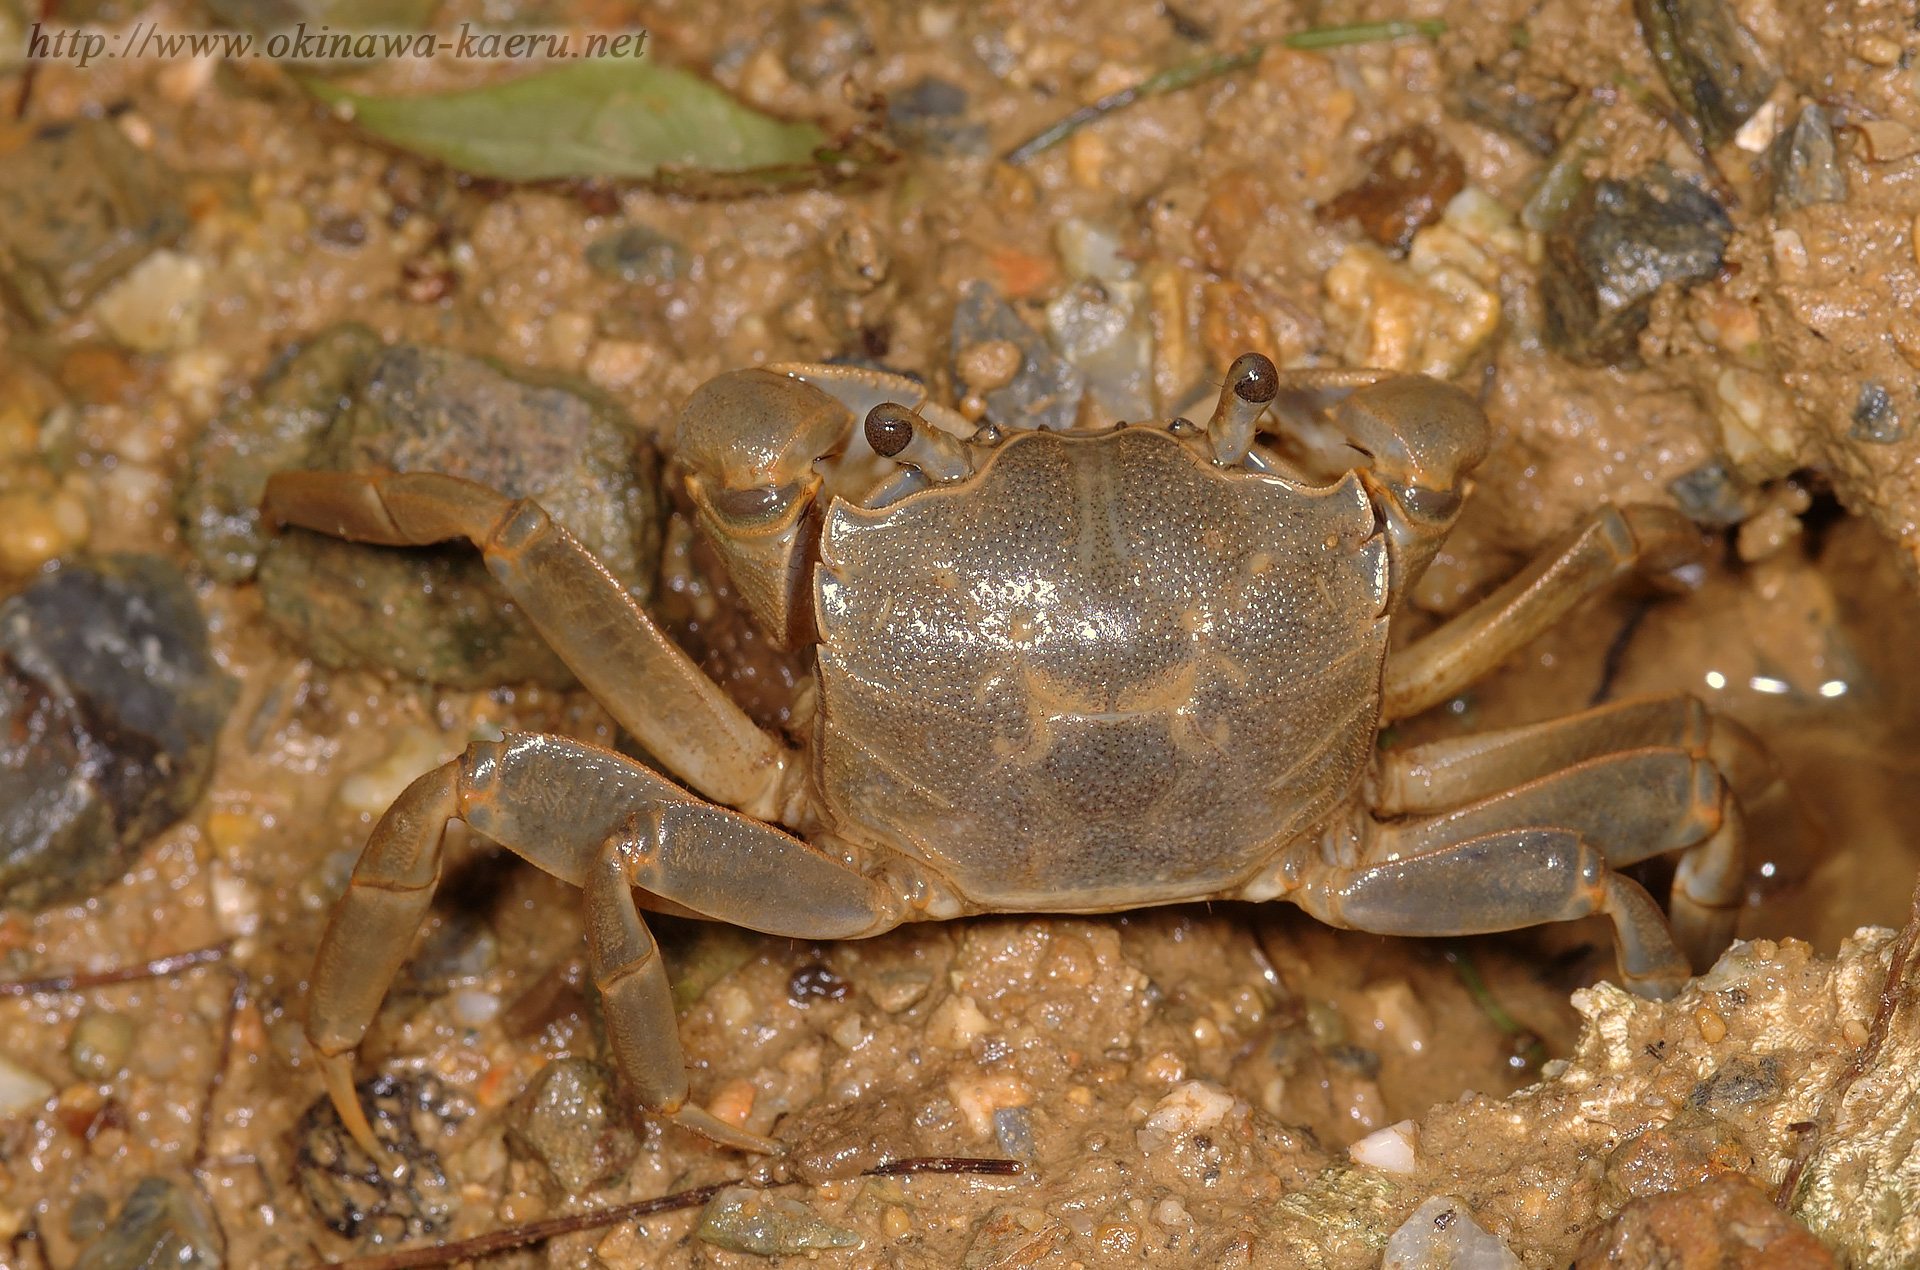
[311,58,827,181]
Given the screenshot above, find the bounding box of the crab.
[264,353,1778,1159]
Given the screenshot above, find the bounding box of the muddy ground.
[1,0,1918,1265]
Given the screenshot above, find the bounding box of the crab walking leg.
[308,733,903,1160]
[1375,744,1744,970]
[584,839,781,1154]
[1379,505,1705,721]
[1374,694,1758,967]
[1292,829,1691,998]
[262,470,794,820]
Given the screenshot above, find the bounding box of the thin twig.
[301,1156,1020,1270]
[1003,19,1447,164]
[194,969,249,1172]
[314,1184,730,1270]
[1775,873,1920,1209]
[0,941,233,996]
[869,1156,1026,1176]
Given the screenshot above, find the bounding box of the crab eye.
[864,403,917,458]
[710,482,799,518]
[1227,352,1278,405]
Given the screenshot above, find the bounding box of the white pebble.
[1349,1119,1420,1174]
[0,1054,54,1115]
[453,991,501,1027]
[1143,1080,1237,1135]
[1383,1195,1522,1270]
[93,249,208,352]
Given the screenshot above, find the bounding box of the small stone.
[1603,1106,1755,1200]
[1572,1174,1836,1269]
[585,224,686,285]
[1383,1195,1522,1270]
[1350,1119,1420,1174]
[1046,278,1154,421]
[406,910,499,991]
[1324,128,1466,255]
[993,1106,1036,1160]
[67,1011,136,1081]
[951,282,1084,432]
[697,1186,864,1255]
[788,962,850,1005]
[72,1176,223,1270]
[1633,0,1777,149]
[1144,1080,1237,1135]
[887,76,986,156]
[1849,381,1906,445]
[1667,457,1756,527]
[1541,166,1731,367]
[0,118,188,325]
[92,249,207,353]
[0,556,236,910]
[1770,104,1846,213]
[866,967,932,1013]
[1450,63,1573,156]
[294,1071,468,1244]
[780,2,867,86]
[0,1053,54,1114]
[505,1058,639,1195]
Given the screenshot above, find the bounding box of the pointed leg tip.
[318,1049,398,1167]
[668,1103,785,1155]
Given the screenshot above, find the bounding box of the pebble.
[1540,166,1731,366]
[994,1105,1037,1160]
[865,967,932,1013]
[950,282,1084,432]
[72,1176,223,1270]
[294,1071,467,1244]
[1382,1195,1522,1270]
[1636,0,1776,149]
[0,1053,55,1115]
[67,1011,136,1082]
[1572,1173,1835,1269]
[1143,1080,1236,1135]
[697,1187,864,1255]
[185,325,662,686]
[0,118,187,324]
[1771,104,1846,213]
[1349,1119,1420,1174]
[0,556,236,909]
[584,224,686,285]
[504,1058,639,1195]
[92,249,208,353]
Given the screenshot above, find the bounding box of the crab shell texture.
[815,426,1389,911]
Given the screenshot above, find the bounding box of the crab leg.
[262,470,795,820]
[308,733,903,1160]
[1293,828,1691,998]
[1379,504,1705,721]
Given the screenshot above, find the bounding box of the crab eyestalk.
[865,402,976,482]
[1206,353,1280,466]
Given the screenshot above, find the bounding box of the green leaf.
[311,57,827,181]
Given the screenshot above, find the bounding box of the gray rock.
[405,910,499,991]
[1450,63,1572,157]
[1849,381,1906,445]
[0,119,187,325]
[0,556,236,910]
[1540,167,1730,367]
[184,327,661,687]
[951,282,1083,432]
[504,1058,639,1195]
[1667,457,1756,527]
[1772,103,1846,213]
[697,1186,863,1255]
[1382,1195,1522,1270]
[1634,0,1777,149]
[294,1070,469,1245]
[993,1106,1036,1160]
[585,224,686,285]
[184,323,383,582]
[780,2,867,86]
[887,76,987,156]
[72,1176,223,1270]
